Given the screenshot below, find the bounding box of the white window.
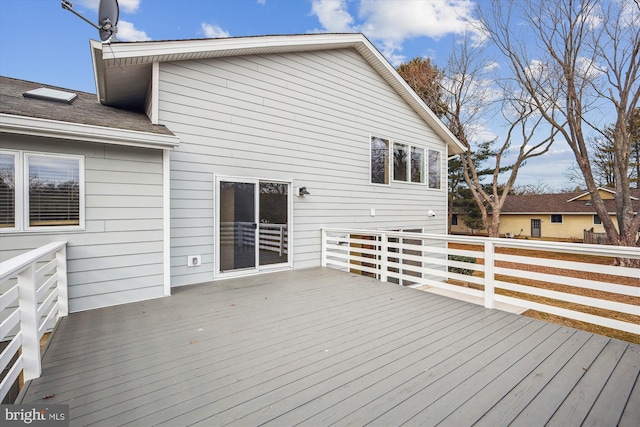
[393,142,425,184]
[371,136,390,185]
[0,153,16,229]
[0,150,84,232]
[428,149,442,189]
[411,146,425,183]
[393,142,409,182]
[371,135,434,187]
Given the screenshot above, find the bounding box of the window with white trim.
[427,149,441,189]
[393,142,425,184]
[371,136,390,185]
[0,153,15,229]
[0,150,84,232]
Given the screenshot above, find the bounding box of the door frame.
[214,175,293,279]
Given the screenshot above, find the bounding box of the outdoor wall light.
[298,187,310,196]
[428,210,436,217]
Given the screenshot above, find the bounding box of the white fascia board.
[94,34,365,62]
[0,114,180,150]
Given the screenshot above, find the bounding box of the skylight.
[23,87,77,104]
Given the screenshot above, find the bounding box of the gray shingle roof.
[0,76,174,136]
[501,190,640,214]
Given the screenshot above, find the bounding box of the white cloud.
[310,0,358,33]
[118,0,142,14]
[309,0,483,66]
[201,23,231,39]
[77,0,141,14]
[116,20,150,41]
[257,0,266,4]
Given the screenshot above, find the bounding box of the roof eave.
[0,113,180,150]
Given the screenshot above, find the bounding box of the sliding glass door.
[217,178,290,276]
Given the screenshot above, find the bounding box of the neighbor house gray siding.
[0,135,165,312]
[158,48,448,287]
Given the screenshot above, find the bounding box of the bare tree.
[442,33,558,237]
[477,0,640,254]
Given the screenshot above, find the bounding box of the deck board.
[18,267,639,426]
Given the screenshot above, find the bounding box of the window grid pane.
[411,147,425,183]
[0,153,16,228]
[371,137,390,184]
[28,156,80,227]
[428,149,441,189]
[393,143,408,182]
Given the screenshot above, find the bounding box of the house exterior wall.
[0,135,165,312]
[499,213,615,241]
[157,48,449,287]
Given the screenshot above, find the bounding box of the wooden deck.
[19,267,639,426]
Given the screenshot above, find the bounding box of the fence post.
[380,232,388,282]
[56,245,69,318]
[484,240,495,309]
[17,263,42,381]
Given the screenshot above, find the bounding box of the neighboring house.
[0,33,465,312]
[451,188,640,241]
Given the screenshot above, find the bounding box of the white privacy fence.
[321,228,640,335]
[0,242,68,402]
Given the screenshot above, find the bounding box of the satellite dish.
[98,0,119,41]
[61,0,119,42]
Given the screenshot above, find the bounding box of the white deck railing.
[0,241,68,402]
[321,228,640,335]
[220,222,288,255]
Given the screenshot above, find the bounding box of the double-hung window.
[0,150,84,232]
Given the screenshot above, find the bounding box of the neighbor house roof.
[500,189,640,215]
[0,76,179,150]
[90,33,466,155]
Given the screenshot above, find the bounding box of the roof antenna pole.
[61,1,100,30]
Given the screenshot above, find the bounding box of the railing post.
[17,263,42,381]
[56,246,69,318]
[484,240,495,309]
[380,232,388,282]
[321,229,327,267]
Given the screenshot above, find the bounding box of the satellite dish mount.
[61,0,119,42]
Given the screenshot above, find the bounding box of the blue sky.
[0,0,580,190]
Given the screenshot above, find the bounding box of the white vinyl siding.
[158,48,449,286]
[0,137,165,312]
